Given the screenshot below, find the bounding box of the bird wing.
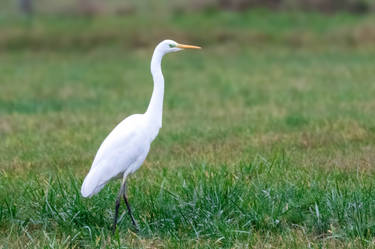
[81,114,148,197]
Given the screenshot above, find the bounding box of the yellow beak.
[176,43,202,49]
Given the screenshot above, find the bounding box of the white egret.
[80,40,201,232]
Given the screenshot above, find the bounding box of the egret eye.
[169,44,176,48]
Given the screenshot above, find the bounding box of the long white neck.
[145,48,164,129]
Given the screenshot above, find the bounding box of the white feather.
[81,114,153,197]
[80,39,201,198]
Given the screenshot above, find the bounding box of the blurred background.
[3,0,375,15]
[1,0,375,50]
[1,0,375,184]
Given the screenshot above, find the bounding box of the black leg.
[112,178,126,234]
[112,196,121,234]
[123,192,138,229]
[122,182,139,230]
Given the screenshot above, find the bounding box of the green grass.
[1,10,375,248]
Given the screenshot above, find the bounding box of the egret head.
[156,39,201,55]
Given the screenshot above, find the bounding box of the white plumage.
[80,40,201,232]
[81,114,151,197]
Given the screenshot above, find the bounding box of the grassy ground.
[0,10,375,248]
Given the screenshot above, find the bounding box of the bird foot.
[131,219,139,232]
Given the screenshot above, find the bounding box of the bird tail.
[81,171,105,198]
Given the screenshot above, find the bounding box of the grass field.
[0,10,375,248]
